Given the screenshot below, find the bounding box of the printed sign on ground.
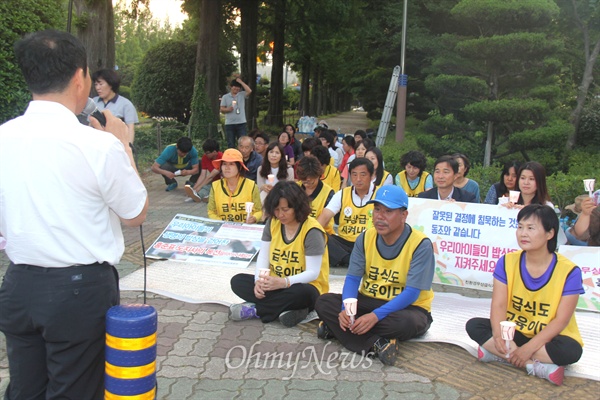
[145,214,264,268]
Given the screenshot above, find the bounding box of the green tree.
[0,0,65,123]
[133,40,196,123]
[424,0,564,166]
[73,0,115,71]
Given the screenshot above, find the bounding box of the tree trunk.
[264,0,285,127]
[240,0,259,129]
[189,0,221,140]
[195,0,221,123]
[310,64,319,116]
[73,0,115,74]
[299,61,310,116]
[567,36,600,150]
[483,71,498,167]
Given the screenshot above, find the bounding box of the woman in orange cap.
[207,149,262,223]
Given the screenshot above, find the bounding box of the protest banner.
[406,198,599,312]
[145,214,264,268]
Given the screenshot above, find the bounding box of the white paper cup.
[498,196,509,205]
[174,170,182,176]
[343,298,358,324]
[584,179,595,194]
[509,190,520,203]
[500,321,517,341]
[268,174,275,184]
[245,202,254,213]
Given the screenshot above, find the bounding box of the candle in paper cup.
[174,170,182,176]
[343,298,358,325]
[245,202,254,219]
[583,179,595,196]
[500,321,516,340]
[268,174,275,184]
[500,320,517,357]
[509,190,520,203]
[498,196,509,205]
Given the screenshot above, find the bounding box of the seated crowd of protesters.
[148,123,591,385]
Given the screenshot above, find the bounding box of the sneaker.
[201,196,209,203]
[526,360,564,386]
[184,185,202,202]
[166,182,178,192]
[278,308,309,327]
[185,180,196,187]
[477,346,509,364]
[372,337,400,366]
[184,197,194,203]
[317,321,334,339]
[229,302,259,321]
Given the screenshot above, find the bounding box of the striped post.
[105,304,158,399]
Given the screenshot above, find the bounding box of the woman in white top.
[257,142,295,203]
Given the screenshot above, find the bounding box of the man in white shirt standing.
[0,30,148,399]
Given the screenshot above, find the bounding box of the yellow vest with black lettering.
[269,217,329,294]
[504,251,583,346]
[337,186,374,242]
[396,170,430,197]
[306,182,335,235]
[321,164,341,192]
[374,170,392,192]
[211,177,259,222]
[359,227,434,310]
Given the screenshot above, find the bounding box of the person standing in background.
[93,68,139,143]
[221,75,252,149]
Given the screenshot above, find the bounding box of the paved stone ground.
[1,112,599,399]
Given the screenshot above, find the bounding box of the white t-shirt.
[0,101,147,267]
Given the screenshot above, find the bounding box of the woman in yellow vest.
[394,150,432,197]
[229,181,329,327]
[365,147,392,191]
[207,149,262,223]
[296,155,335,235]
[466,204,584,386]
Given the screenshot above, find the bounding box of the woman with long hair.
[484,161,521,204]
[466,205,583,386]
[365,147,392,190]
[257,143,295,203]
[207,149,261,223]
[229,181,329,327]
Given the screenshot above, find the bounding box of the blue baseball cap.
[367,185,409,209]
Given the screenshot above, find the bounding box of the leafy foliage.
[132,40,196,123]
[0,0,65,123]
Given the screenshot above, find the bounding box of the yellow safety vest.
[396,170,430,197]
[321,164,341,192]
[211,177,261,222]
[337,186,374,242]
[268,217,329,294]
[359,227,434,311]
[504,251,583,346]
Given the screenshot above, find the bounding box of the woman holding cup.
[466,204,584,385]
[484,161,520,204]
[207,149,261,223]
[229,181,330,327]
[257,143,295,203]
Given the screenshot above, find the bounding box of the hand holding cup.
[343,298,358,326]
[500,321,516,357]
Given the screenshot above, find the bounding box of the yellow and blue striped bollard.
[105,304,157,399]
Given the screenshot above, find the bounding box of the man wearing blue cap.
[314,185,435,365]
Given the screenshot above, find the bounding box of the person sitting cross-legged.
[315,185,435,366]
[229,181,329,327]
[466,204,584,386]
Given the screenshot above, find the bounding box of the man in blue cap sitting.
[314,185,435,365]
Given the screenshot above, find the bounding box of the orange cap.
[212,148,248,170]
